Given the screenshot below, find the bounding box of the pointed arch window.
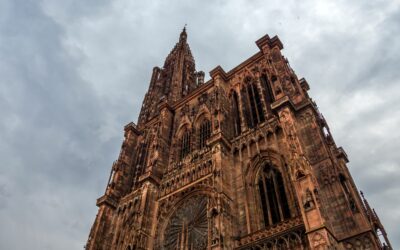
[137,138,149,168]
[180,131,191,160]
[260,74,275,106]
[257,164,291,227]
[231,91,242,136]
[242,80,265,128]
[199,120,211,149]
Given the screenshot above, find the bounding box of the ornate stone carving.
[311,232,326,249]
[303,188,315,211]
[163,195,208,250]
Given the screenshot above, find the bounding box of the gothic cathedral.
[86,29,392,250]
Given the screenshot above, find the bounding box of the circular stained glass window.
[163,195,208,250]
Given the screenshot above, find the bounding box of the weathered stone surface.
[86,29,392,250]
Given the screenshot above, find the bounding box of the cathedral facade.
[86,29,392,250]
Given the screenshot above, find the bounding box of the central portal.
[163,195,208,250]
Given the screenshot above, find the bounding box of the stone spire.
[138,27,202,126]
[163,26,197,101]
[179,25,187,43]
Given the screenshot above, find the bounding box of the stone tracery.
[163,195,208,250]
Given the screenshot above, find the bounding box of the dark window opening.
[258,180,269,224]
[199,120,211,149]
[339,174,350,194]
[180,131,191,160]
[252,83,265,123]
[138,142,148,166]
[261,74,275,104]
[243,82,265,128]
[266,176,280,224]
[247,84,258,127]
[277,172,291,219]
[258,164,291,227]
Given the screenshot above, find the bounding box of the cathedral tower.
[86,29,392,250]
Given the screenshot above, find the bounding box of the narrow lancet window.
[199,120,211,149]
[244,82,265,127]
[260,74,275,105]
[180,131,191,159]
[258,164,291,227]
[247,84,258,126]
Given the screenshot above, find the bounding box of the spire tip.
[179,24,187,41]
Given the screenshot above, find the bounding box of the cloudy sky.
[0,0,399,249]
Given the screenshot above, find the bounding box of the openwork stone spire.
[138,27,203,127]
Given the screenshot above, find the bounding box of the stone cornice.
[138,171,161,186]
[210,65,228,81]
[124,122,141,135]
[96,194,118,208]
[255,34,284,50]
[236,217,304,249]
[208,131,232,151]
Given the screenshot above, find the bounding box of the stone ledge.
[96,195,117,208]
[236,217,304,248]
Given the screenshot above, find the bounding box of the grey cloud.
[0,0,119,249]
[0,0,399,249]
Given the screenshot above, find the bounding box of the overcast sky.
[0,0,399,249]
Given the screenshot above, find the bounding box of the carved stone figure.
[303,188,315,211]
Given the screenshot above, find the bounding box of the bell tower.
[86,30,392,250]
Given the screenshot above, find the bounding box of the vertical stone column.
[208,115,235,249]
[86,197,117,250]
[153,101,174,176]
[253,74,269,121]
[236,86,248,132]
[295,173,339,249]
[277,107,339,249]
[86,123,142,250]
